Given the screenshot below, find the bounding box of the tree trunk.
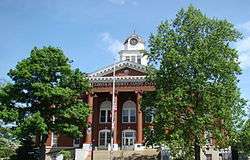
[194,137,201,160]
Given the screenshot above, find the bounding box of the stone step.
[86,149,159,160]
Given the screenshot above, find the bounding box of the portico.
[84,82,154,150]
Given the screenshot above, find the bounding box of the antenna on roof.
[131,24,136,35]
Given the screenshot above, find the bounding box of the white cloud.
[238,21,250,33]
[236,36,250,69]
[107,0,138,5]
[100,32,123,58]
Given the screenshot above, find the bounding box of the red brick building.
[45,34,155,152]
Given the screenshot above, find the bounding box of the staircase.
[85,149,159,160]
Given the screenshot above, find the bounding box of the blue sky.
[0,0,250,109]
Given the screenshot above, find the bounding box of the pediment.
[103,67,145,77]
[88,61,147,77]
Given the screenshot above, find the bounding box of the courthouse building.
[45,33,155,151]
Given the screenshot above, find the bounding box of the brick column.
[136,91,143,144]
[84,93,93,144]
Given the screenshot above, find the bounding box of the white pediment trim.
[88,61,147,77]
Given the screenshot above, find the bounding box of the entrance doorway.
[122,129,136,149]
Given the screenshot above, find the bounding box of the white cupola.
[119,33,148,65]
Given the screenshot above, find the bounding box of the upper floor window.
[137,56,142,64]
[144,107,155,123]
[122,100,136,123]
[125,56,130,61]
[131,56,136,62]
[99,101,111,123]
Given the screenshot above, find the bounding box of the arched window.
[99,129,111,148]
[122,100,136,123]
[99,100,111,123]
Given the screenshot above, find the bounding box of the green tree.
[0,84,19,159]
[0,46,90,160]
[145,6,246,160]
[0,127,19,159]
[234,118,250,158]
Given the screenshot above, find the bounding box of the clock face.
[130,38,138,45]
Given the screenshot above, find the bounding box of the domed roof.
[123,33,144,45]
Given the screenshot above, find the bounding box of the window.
[130,109,136,122]
[99,129,111,148]
[73,138,80,147]
[131,56,136,62]
[99,132,106,146]
[122,129,136,148]
[122,100,136,123]
[122,109,129,122]
[219,152,231,160]
[137,56,141,64]
[99,101,111,123]
[205,154,212,160]
[205,130,213,145]
[144,108,155,123]
[125,56,130,61]
[52,132,58,147]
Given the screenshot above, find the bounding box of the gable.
[88,61,147,77]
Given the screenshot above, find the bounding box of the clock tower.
[119,33,148,65]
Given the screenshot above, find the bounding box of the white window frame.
[137,55,142,64]
[205,130,213,146]
[144,107,155,123]
[205,154,212,160]
[122,129,136,147]
[73,137,80,147]
[98,129,111,148]
[125,56,130,61]
[99,101,111,123]
[131,56,136,62]
[51,132,58,147]
[122,100,136,123]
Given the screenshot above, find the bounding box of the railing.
[88,76,146,82]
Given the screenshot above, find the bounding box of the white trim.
[51,132,53,146]
[122,100,136,123]
[88,61,146,77]
[98,129,111,148]
[89,75,146,83]
[73,137,80,147]
[99,101,111,123]
[51,132,58,147]
[122,129,136,148]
